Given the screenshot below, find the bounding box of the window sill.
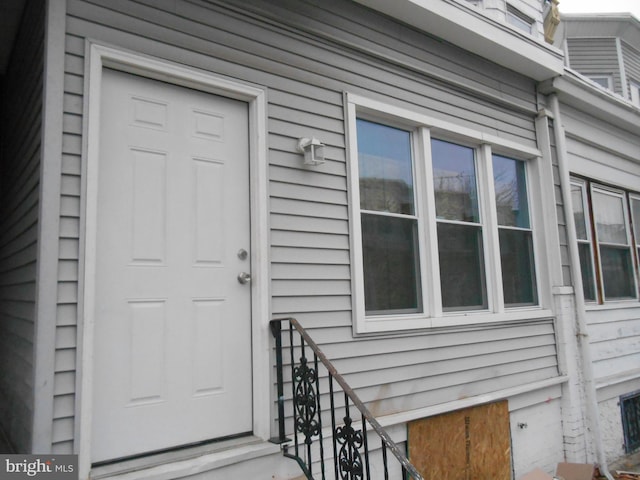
[585,299,640,312]
[356,307,554,335]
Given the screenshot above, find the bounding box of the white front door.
[91,69,253,463]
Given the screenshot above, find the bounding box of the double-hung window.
[493,155,537,306]
[348,98,543,333]
[570,178,639,303]
[357,119,421,314]
[432,139,487,310]
[570,181,597,301]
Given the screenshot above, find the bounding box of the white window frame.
[570,178,598,302]
[630,81,640,106]
[346,94,552,334]
[591,185,637,302]
[631,193,640,260]
[586,74,613,91]
[506,4,534,34]
[574,180,639,305]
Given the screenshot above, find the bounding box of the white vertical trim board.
[77,43,269,478]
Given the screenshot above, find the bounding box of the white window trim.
[78,43,270,478]
[631,193,640,250]
[346,94,551,334]
[506,4,534,34]
[631,81,640,106]
[590,184,639,303]
[586,74,613,91]
[570,178,599,303]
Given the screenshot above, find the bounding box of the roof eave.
[539,70,640,136]
[353,0,565,81]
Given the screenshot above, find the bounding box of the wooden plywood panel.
[408,401,511,480]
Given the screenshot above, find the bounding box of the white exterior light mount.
[297,137,325,166]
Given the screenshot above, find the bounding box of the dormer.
[556,13,640,105]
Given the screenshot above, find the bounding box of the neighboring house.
[557,13,640,104]
[0,1,637,479]
[548,11,640,465]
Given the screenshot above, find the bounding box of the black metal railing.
[270,317,424,480]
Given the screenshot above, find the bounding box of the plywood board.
[408,400,511,480]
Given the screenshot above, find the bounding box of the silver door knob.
[237,272,251,284]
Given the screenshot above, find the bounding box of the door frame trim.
[77,42,270,478]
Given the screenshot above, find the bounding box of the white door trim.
[76,42,270,478]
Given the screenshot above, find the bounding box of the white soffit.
[353,0,564,81]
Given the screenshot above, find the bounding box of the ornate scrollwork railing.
[270,317,424,480]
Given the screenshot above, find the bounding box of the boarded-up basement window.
[408,400,511,480]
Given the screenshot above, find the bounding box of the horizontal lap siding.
[0,0,45,453]
[62,0,552,448]
[586,308,640,383]
[277,319,558,425]
[545,117,572,286]
[561,99,640,391]
[622,41,640,90]
[52,31,84,454]
[567,38,622,94]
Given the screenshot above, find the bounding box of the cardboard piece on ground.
[556,462,596,480]
[519,468,555,480]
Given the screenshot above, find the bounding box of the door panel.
[91,69,252,462]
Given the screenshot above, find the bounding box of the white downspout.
[548,93,614,480]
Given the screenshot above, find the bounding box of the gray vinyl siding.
[546,118,572,287]
[0,0,45,453]
[57,0,556,451]
[279,318,558,428]
[622,40,640,93]
[52,29,84,455]
[561,101,640,390]
[566,37,622,95]
[587,307,640,384]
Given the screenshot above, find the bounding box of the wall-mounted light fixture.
[297,137,325,166]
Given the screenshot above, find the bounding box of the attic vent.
[621,391,640,453]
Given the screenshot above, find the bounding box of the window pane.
[437,223,487,310]
[592,190,628,245]
[578,242,596,301]
[571,184,588,240]
[600,246,635,299]
[499,229,538,305]
[361,213,421,313]
[431,139,479,223]
[587,76,612,89]
[506,8,533,33]
[631,197,640,243]
[493,155,530,228]
[357,119,414,215]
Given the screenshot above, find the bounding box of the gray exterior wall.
[48,0,561,453]
[0,0,45,453]
[622,40,640,92]
[546,117,572,287]
[566,37,622,94]
[560,99,640,461]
